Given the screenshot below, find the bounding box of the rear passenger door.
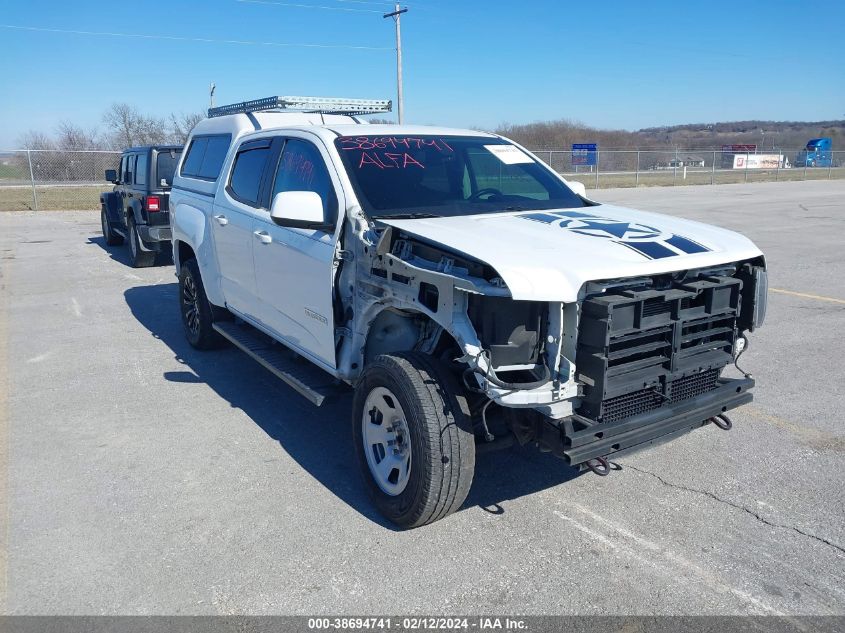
[121,153,136,226]
[252,136,341,368]
[133,151,149,222]
[211,138,273,318]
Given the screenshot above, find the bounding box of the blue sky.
[1,0,843,147]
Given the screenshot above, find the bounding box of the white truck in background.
[169,96,768,528]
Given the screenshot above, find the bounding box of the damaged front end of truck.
[336,213,767,474]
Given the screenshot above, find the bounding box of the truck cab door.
[252,137,341,369]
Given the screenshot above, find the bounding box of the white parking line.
[553,504,787,616]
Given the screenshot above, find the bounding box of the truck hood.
[381,204,764,302]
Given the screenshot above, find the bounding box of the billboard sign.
[572,143,597,166]
[733,154,783,169]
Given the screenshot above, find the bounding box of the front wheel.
[352,352,475,528]
[101,208,123,246]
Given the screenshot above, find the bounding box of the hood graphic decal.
[520,210,711,260]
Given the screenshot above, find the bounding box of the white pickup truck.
[169,96,768,528]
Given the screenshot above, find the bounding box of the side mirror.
[270,191,330,230]
[567,180,587,198]
[105,169,118,183]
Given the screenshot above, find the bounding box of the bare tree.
[170,112,205,144]
[103,103,168,148]
[16,130,54,150]
[103,103,138,148]
[55,121,101,150]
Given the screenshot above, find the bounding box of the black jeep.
[100,145,182,267]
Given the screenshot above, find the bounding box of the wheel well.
[363,308,460,365]
[431,327,462,361]
[177,241,196,267]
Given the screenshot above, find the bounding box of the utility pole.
[384,4,408,124]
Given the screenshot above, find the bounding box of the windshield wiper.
[380,212,442,220]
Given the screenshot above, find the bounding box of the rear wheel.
[179,258,225,350]
[352,352,475,528]
[128,218,155,268]
[101,208,123,246]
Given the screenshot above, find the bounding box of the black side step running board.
[212,321,339,406]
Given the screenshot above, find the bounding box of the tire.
[127,217,156,268]
[352,352,475,528]
[178,258,226,350]
[101,208,123,246]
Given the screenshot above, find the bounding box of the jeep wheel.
[352,352,475,528]
[128,218,156,268]
[101,209,123,246]
[179,258,225,350]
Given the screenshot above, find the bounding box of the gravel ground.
[0,179,843,615]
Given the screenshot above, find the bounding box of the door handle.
[254,230,272,244]
[213,214,229,226]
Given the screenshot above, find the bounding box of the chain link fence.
[531,148,845,190]
[0,149,120,211]
[1,148,843,211]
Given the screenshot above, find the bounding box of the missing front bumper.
[555,377,754,465]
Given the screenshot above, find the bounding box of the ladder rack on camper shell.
[208,96,392,118]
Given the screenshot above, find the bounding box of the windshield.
[156,150,182,187]
[335,135,586,219]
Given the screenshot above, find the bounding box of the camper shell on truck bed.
[168,95,768,528]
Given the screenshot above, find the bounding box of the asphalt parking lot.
[1,180,843,616]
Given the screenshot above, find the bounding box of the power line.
[235,0,384,13]
[0,24,390,50]
[242,0,429,11]
[335,0,396,5]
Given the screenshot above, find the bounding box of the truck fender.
[171,201,225,308]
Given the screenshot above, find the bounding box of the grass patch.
[0,163,27,181]
[0,186,103,211]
